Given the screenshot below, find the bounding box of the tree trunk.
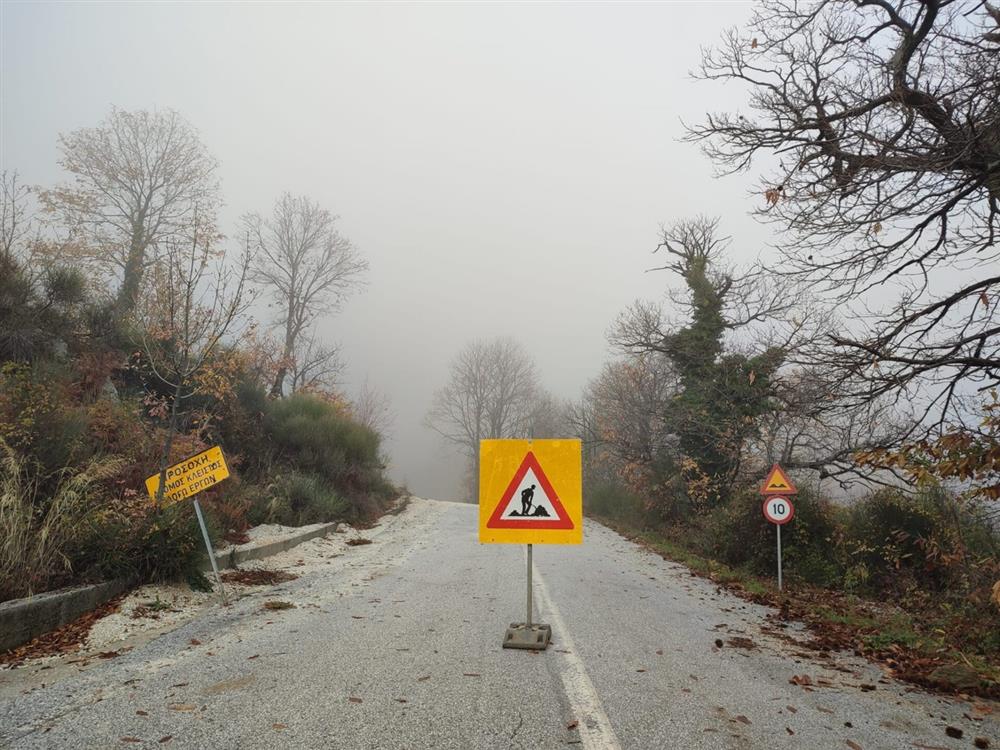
[154,380,185,505]
[115,223,146,319]
[270,366,288,398]
[271,301,296,397]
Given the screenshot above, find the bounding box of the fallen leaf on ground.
[221,569,298,586]
[167,703,197,712]
[567,721,579,730]
[263,601,295,611]
[120,738,141,743]
[158,736,172,744]
[945,727,963,739]
[974,738,990,749]
[189,639,201,646]
[0,594,126,666]
[136,710,148,716]
[272,723,287,730]
[462,673,481,677]
[846,741,862,750]
[348,697,362,704]
[346,538,372,546]
[734,715,751,725]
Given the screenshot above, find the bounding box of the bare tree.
[425,338,539,500]
[752,365,911,491]
[288,331,342,394]
[41,108,220,317]
[1,171,33,265]
[687,0,1000,436]
[243,193,367,397]
[353,378,396,439]
[526,391,572,439]
[139,216,252,492]
[583,354,680,477]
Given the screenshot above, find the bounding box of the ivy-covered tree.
[614,217,784,507]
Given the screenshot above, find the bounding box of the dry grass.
[0,441,123,601]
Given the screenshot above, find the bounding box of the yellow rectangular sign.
[145,445,230,506]
[479,439,582,545]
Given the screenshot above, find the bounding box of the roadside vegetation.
[572,212,1000,695]
[425,0,1000,697]
[574,0,1000,697]
[0,109,396,604]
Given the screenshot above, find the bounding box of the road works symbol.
[479,439,582,545]
[486,451,574,530]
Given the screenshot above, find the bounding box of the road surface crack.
[508,712,524,749]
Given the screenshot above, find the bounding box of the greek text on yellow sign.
[479,439,582,545]
[145,445,230,506]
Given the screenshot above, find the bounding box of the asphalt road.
[2,498,997,749]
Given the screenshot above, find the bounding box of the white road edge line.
[532,562,623,750]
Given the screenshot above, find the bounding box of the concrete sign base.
[503,622,551,650]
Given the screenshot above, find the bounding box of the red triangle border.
[760,463,797,495]
[486,451,574,529]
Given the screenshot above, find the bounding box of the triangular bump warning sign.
[761,463,797,495]
[486,452,574,529]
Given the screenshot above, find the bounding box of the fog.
[1,1,776,500]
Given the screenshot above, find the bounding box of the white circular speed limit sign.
[762,496,794,525]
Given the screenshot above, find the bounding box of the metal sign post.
[526,543,533,626]
[776,523,783,591]
[501,542,550,650]
[762,495,794,590]
[479,439,580,651]
[193,498,227,604]
[760,463,796,592]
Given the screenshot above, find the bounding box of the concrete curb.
[1,523,340,654]
[207,522,341,571]
[0,579,133,653]
[0,498,412,654]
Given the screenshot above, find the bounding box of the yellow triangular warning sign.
[760,463,797,495]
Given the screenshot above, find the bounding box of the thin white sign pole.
[776,522,783,591]
[193,498,227,604]
[526,543,533,626]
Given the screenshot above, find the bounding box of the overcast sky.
[1,1,775,500]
